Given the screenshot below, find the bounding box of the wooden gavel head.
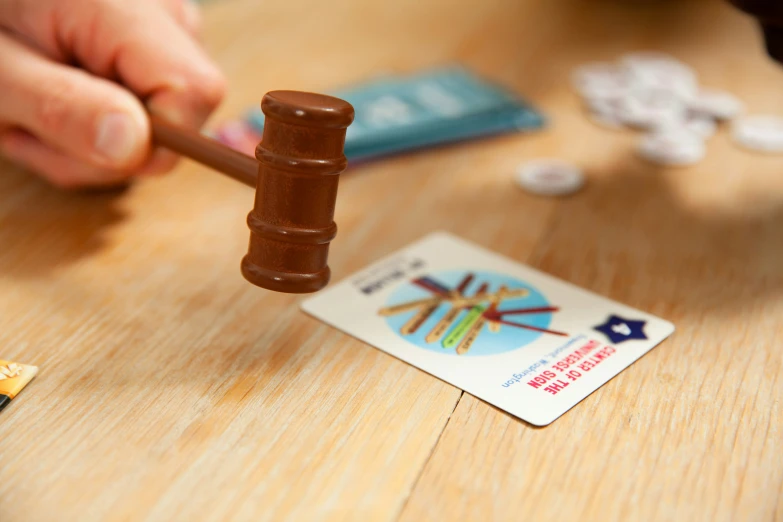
[241,91,355,293]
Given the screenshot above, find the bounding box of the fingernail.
[94,112,141,165]
[147,102,189,127]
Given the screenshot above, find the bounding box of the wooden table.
[1,0,782,520]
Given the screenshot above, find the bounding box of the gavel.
[151,90,354,294]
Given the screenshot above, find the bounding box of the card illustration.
[379,270,566,356]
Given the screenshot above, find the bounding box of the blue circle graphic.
[382,269,553,356]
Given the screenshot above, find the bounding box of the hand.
[0,0,226,188]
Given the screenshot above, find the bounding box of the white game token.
[653,113,717,139]
[620,52,698,100]
[584,98,625,129]
[587,110,625,130]
[684,114,717,139]
[688,89,744,120]
[636,129,706,166]
[617,87,687,129]
[515,159,585,196]
[571,62,634,101]
[732,115,783,153]
[584,97,617,114]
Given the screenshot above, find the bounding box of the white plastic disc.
[620,52,698,100]
[653,113,717,139]
[588,110,625,130]
[732,115,783,153]
[584,97,618,114]
[636,130,706,166]
[515,160,585,196]
[618,87,687,129]
[584,98,625,129]
[684,115,717,139]
[571,62,634,101]
[689,89,744,120]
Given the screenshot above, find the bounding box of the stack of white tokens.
[572,52,750,165]
[516,52,782,198]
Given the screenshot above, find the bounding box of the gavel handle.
[149,114,258,188]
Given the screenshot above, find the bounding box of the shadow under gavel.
[150,90,354,294]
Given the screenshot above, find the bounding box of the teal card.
[242,65,544,161]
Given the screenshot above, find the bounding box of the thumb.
[0,32,150,171]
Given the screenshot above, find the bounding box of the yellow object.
[0,360,38,410]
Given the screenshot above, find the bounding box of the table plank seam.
[394,390,465,521]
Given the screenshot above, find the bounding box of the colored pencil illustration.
[378,273,567,354]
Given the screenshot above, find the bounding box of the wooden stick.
[149,114,258,188]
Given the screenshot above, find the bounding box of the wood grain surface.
[1,0,782,520]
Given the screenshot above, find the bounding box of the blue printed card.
[238,66,544,161]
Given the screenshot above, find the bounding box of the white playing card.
[301,232,674,426]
